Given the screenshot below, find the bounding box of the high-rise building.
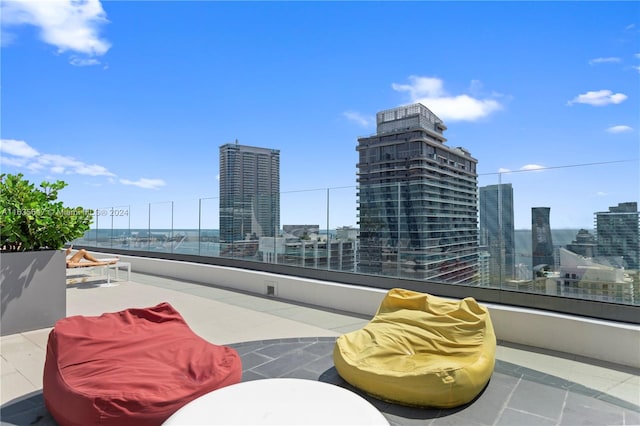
[477,248,491,287]
[595,202,639,270]
[531,207,554,271]
[219,142,280,249]
[479,184,515,284]
[566,229,597,258]
[356,103,479,283]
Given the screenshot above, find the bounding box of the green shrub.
[0,173,93,252]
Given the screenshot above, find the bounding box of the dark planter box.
[1,250,66,336]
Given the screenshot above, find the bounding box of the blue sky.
[1,1,638,230]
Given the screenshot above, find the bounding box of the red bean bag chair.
[43,302,242,426]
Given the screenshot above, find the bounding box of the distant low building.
[258,230,356,272]
[336,226,359,241]
[514,263,531,281]
[565,229,597,258]
[283,225,320,240]
[557,248,634,303]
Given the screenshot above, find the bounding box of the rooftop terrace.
[1,259,639,425]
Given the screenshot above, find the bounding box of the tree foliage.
[0,173,93,252]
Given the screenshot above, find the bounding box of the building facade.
[219,142,280,248]
[557,248,634,304]
[479,183,515,285]
[257,234,356,272]
[531,207,554,271]
[356,103,479,283]
[566,229,597,258]
[595,202,639,271]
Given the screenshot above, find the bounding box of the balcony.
[2,161,639,423]
[79,161,639,307]
[1,254,638,425]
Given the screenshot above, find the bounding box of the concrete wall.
[112,253,640,368]
[1,250,66,336]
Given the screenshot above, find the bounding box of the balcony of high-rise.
[3,159,638,424]
[2,1,638,425]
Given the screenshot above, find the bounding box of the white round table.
[163,378,389,425]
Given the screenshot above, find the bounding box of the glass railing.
[74,159,639,307]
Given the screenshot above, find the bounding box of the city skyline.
[1,1,638,229]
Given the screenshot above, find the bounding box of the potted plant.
[1,173,93,336]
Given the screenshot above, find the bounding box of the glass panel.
[76,159,639,307]
[199,197,220,257]
[172,199,199,255]
[147,202,172,253]
[107,205,131,250]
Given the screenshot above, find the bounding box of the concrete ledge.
[486,304,639,368]
[104,253,640,369]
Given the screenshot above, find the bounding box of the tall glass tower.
[595,202,639,270]
[356,103,479,284]
[531,207,554,270]
[219,142,280,246]
[479,184,515,284]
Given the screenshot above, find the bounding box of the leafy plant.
[0,173,93,252]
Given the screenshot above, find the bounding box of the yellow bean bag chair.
[333,288,496,408]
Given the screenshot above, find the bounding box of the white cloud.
[498,168,511,173]
[0,156,28,167]
[520,164,546,172]
[468,80,484,96]
[74,163,114,176]
[34,153,116,177]
[1,0,110,61]
[588,57,621,65]
[635,53,640,59]
[120,178,166,190]
[26,161,45,173]
[0,138,166,190]
[596,191,608,196]
[0,138,40,157]
[606,125,633,134]
[343,111,374,127]
[632,65,640,74]
[38,153,82,167]
[69,56,100,67]
[567,90,627,106]
[392,76,445,99]
[391,76,503,122]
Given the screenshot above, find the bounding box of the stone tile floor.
[234,338,640,426]
[2,337,639,425]
[2,271,639,425]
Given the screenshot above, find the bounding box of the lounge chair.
[66,260,118,285]
[333,288,496,408]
